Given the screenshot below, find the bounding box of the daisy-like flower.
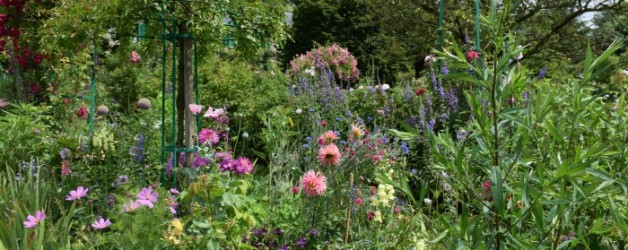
[188,104,203,115]
[301,171,327,196]
[198,128,219,145]
[23,210,45,228]
[92,217,112,230]
[203,107,224,119]
[136,187,158,208]
[123,200,142,212]
[350,123,364,139]
[66,186,89,201]
[317,143,341,167]
[317,131,338,145]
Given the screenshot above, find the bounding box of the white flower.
[358,85,364,90]
[242,132,249,138]
[440,171,449,179]
[424,55,436,63]
[296,108,303,114]
[622,69,628,76]
[303,66,316,76]
[423,198,432,206]
[381,84,390,91]
[349,88,354,92]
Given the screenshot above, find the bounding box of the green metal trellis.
[437,0,482,53]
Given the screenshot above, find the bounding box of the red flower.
[76,106,88,119]
[320,120,327,127]
[33,54,44,65]
[466,50,479,62]
[415,88,426,96]
[367,210,375,221]
[292,186,299,195]
[63,98,71,104]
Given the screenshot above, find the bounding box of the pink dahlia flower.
[317,143,341,167]
[199,128,219,145]
[317,131,338,145]
[301,171,327,196]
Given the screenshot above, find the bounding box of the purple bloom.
[92,217,112,230]
[279,245,289,250]
[59,148,70,160]
[538,66,547,79]
[309,228,318,236]
[295,238,307,248]
[117,175,129,185]
[23,210,45,228]
[136,187,158,208]
[66,186,89,201]
[401,142,409,155]
[273,227,283,236]
[170,188,180,195]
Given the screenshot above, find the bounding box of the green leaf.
[430,230,449,243]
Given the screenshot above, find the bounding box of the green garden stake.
[475,0,481,53]
[438,0,445,51]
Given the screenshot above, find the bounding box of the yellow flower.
[370,196,380,206]
[351,123,364,138]
[172,219,183,233]
[289,117,294,128]
[374,210,383,223]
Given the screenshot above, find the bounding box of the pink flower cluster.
[287,44,359,83]
[216,152,254,175]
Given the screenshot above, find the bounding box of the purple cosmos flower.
[170,188,180,195]
[23,210,45,228]
[136,187,158,208]
[92,217,112,230]
[66,186,89,201]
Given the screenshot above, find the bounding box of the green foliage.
[391,1,627,248]
[0,103,53,169]
[0,167,77,250]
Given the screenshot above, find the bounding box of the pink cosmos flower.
[203,107,225,119]
[130,51,141,63]
[66,186,89,201]
[123,200,142,212]
[198,128,219,145]
[92,217,112,230]
[136,187,158,208]
[301,171,327,196]
[23,210,45,228]
[317,143,341,167]
[188,104,203,115]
